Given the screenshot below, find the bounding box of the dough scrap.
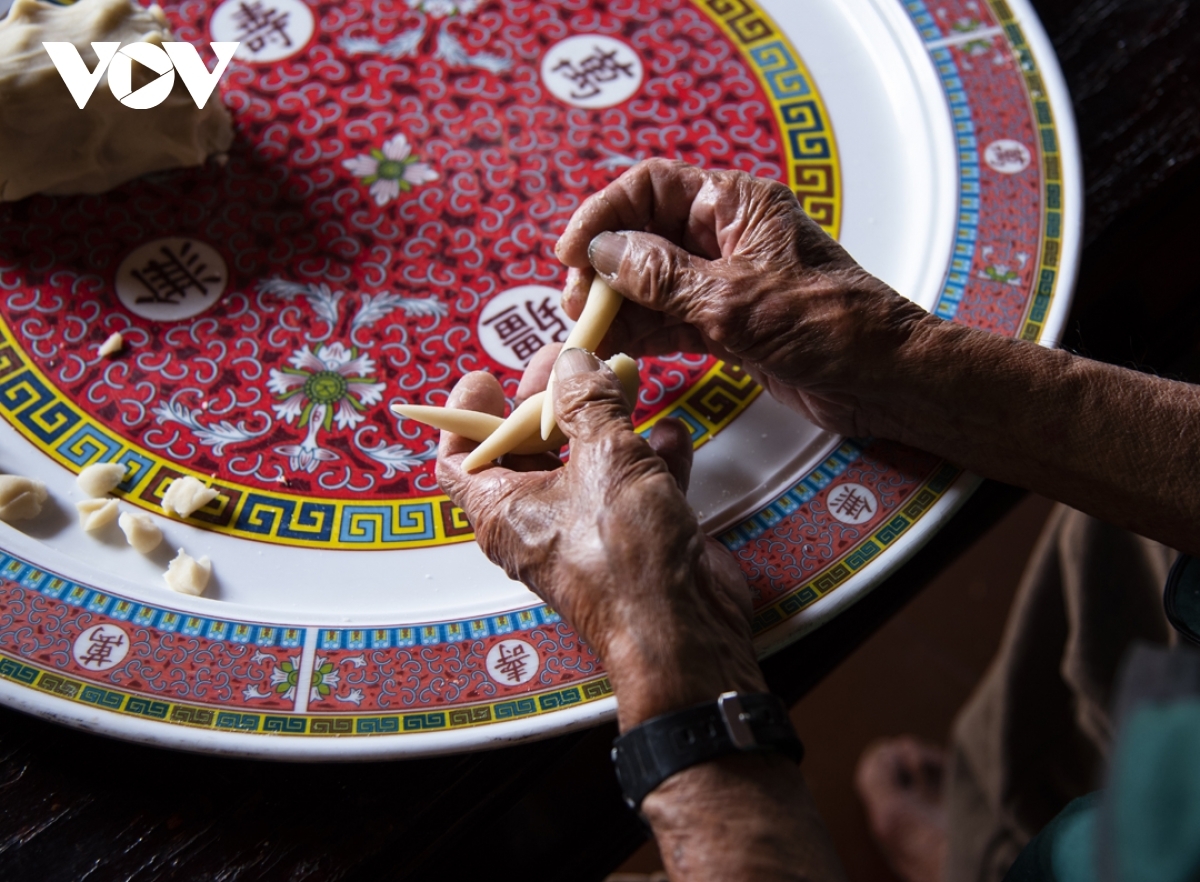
[164,547,210,596]
[0,475,48,521]
[118,510,162,553]
[76,497,118,531]
[77,461,127,497]
[161,475,218,518]
[0,0,234,201]
[98,332,124,357]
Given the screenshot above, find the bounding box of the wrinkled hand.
[555,159,935,437]
[436,345,766,730]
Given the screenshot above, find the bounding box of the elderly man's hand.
[555,159,933,438]
[436,345,766,730]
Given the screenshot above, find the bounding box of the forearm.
[439,313,845,881]
[873,318,1200,555]
[643,754,846,882]
[607,572,845,882]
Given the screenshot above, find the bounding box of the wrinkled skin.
[432,159,1200,882]
[439,161,939,725]
[435,161,872,881]
[556,158,933,437]
[437,344,766,730]
[436,160,940,737]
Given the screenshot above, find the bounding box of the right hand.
[555,159,936,438]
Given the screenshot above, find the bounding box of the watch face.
[1165,555,1200,647]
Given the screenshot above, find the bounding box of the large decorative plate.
[0,0,1078,757]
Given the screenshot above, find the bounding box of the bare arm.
[880,323,1200,555]
[556,159,1200,557]
[645,757,844,881]
[435,347,846,882]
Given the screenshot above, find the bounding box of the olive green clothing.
[944,506,1177,882]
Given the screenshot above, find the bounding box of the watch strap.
[611,691,804,810]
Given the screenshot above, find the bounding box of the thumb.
[588,230,714,325]
[552,348,634,446]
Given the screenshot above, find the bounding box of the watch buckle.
[717,691,756,750]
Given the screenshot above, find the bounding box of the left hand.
[436,344,766,730]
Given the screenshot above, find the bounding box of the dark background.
[2,1,1198,879]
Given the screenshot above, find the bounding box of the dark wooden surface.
[3,2,1199,879]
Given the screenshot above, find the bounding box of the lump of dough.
[164,548,210,596]
[77,461,127,496]
[0,0,234,201]
[0,475,48,521]
[118,510,163,553]
[98,332,124,357]
[161,475,218,518]
[76,497,119,531]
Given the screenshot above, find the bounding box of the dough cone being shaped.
[389,404,570,456]
[540,277,624,439]
[0,0,234,201]
[393,353,642,473]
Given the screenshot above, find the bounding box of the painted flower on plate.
[342,134,439,207]
[268,656,300,700]
[268,342,387,473]
[310,656,340,702]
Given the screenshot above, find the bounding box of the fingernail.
[556,347,599,380]
[588,231,627,277]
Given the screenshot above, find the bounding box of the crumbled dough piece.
[118,511,163,554]
[77,461,127,497]
[98,332,124,358]
[76,498,119,531]
[0,476,48,521]
[164,548,211,596]
[161,476,219,518]
[0,0,234,201]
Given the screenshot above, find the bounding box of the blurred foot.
[855,737,948,882]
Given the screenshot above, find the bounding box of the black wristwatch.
[611,691,805,811]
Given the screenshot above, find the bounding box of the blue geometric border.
[904,0,981,321]
[0,553,301,648]
[719,441,864,551]
[316,606,562,650]
[0,548,573,652]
